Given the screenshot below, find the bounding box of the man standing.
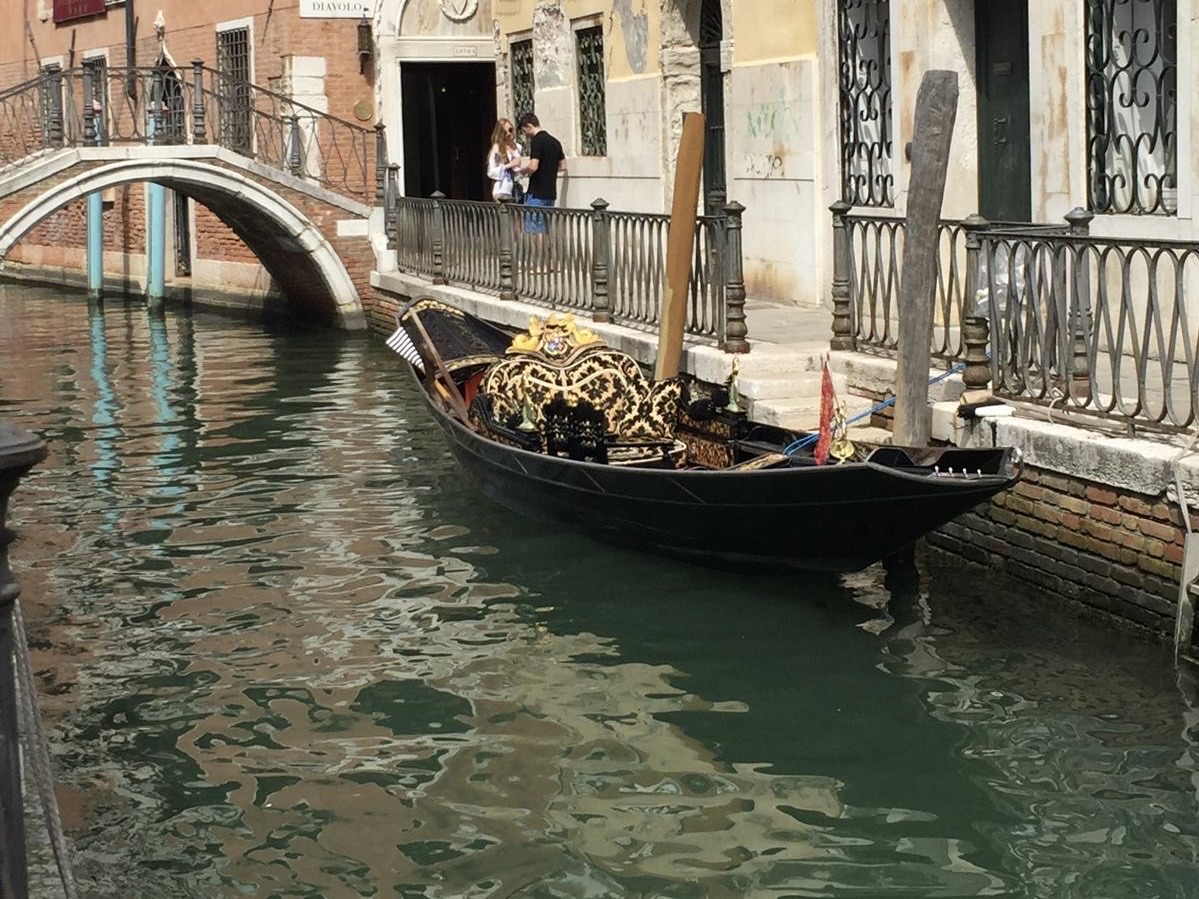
[517,113,566,271]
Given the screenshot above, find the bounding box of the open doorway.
[401,62,496,200]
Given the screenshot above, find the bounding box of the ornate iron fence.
[831,200,1199,432]
[0,63,376,203]
[983,211,1199,431]
[386,187,749,351]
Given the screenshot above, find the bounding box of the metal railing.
[0,63,378,204]
[983,210,1199,431]
[385,166,749,351]
[830,199,1199,432]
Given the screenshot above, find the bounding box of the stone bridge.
[0,63,385,329]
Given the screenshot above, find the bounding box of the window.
[1086,0,1177,215]
[837,0,892,207]
[511,38,534,121]
[40,63,64,148]
[575,25,607,156]
[216,24,253,155]
[81,56,108,146]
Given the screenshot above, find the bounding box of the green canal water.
[2,284,1198,898]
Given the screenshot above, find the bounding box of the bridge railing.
[0,63,375,204]
[386,171,749,351]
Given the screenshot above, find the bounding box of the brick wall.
[930,465,1184,636]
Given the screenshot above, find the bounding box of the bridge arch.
[0,158,366,329]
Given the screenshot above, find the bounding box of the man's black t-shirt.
[527,130,565,201]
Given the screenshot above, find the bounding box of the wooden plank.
[654,111,706,381]
[894,71,959,447]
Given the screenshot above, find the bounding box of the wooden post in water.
[893,71,959,447]
[654,112,705,381]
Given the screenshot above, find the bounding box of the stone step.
[737,370,850,402]
[748,393,876,431]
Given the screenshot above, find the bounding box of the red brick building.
[2,0,379,302]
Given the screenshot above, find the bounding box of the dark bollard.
[0,420,47,899]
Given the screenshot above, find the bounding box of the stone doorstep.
[748,393,877,432]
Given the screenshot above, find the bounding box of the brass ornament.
[508,314,602,359]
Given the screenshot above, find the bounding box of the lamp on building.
[358,11,374,74]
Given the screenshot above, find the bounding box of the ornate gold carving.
[508,314,602,359]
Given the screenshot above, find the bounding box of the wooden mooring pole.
[893,71,959,447]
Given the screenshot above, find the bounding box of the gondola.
[387,298,1020,573]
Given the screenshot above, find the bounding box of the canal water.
[2,283,1198,898]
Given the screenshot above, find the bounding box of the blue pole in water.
[147,184,166,302]
[87,192,103,301]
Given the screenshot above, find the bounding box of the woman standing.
[485,118,523,202]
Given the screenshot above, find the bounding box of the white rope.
[12,602,78,899]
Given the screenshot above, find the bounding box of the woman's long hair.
[489,118,516,152]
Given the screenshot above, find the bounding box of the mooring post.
[0,421,47,899]
[590,198,610,322]
[87,192,104,302]
[894,70,959,447]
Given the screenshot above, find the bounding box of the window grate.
[511,39,534,121]
[837,0,893,207]
[576,26,607,156]
[1086,0,1177,215]
[217,26,253,155]
[700,0,723,48]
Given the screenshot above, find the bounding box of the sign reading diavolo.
[53,0,106,23]
[299,0,368,17]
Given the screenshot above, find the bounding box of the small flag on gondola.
[813,357,834,466]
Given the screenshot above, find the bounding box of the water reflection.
[0,285,1197,898]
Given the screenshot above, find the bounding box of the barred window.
[511,39,534,121]
[837,0,893,207]
[217,25,253,155]
[576,25,607,156]
[1086,0,1177,215]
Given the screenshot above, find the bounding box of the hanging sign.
[299,0,369,18]
[52,0,106,24]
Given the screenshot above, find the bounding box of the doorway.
[401,62,496,200]
[975,0,1032,222]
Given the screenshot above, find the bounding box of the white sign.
[300,0,369,18]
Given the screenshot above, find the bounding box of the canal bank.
[370,270,1199,653]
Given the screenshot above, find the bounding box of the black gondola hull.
[419,383,1018,572]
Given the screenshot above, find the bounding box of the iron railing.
[830,201,1199,432]
[385,168,748,350]
[0,63,377,204]
[982,211,1199,431]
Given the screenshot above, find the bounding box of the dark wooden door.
[699,0,725,215]
[400,62,496,200]
[976,1,1031,222]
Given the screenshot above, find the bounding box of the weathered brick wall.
[930,465,1184,636]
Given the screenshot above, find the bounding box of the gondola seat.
[478,314,683,446]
